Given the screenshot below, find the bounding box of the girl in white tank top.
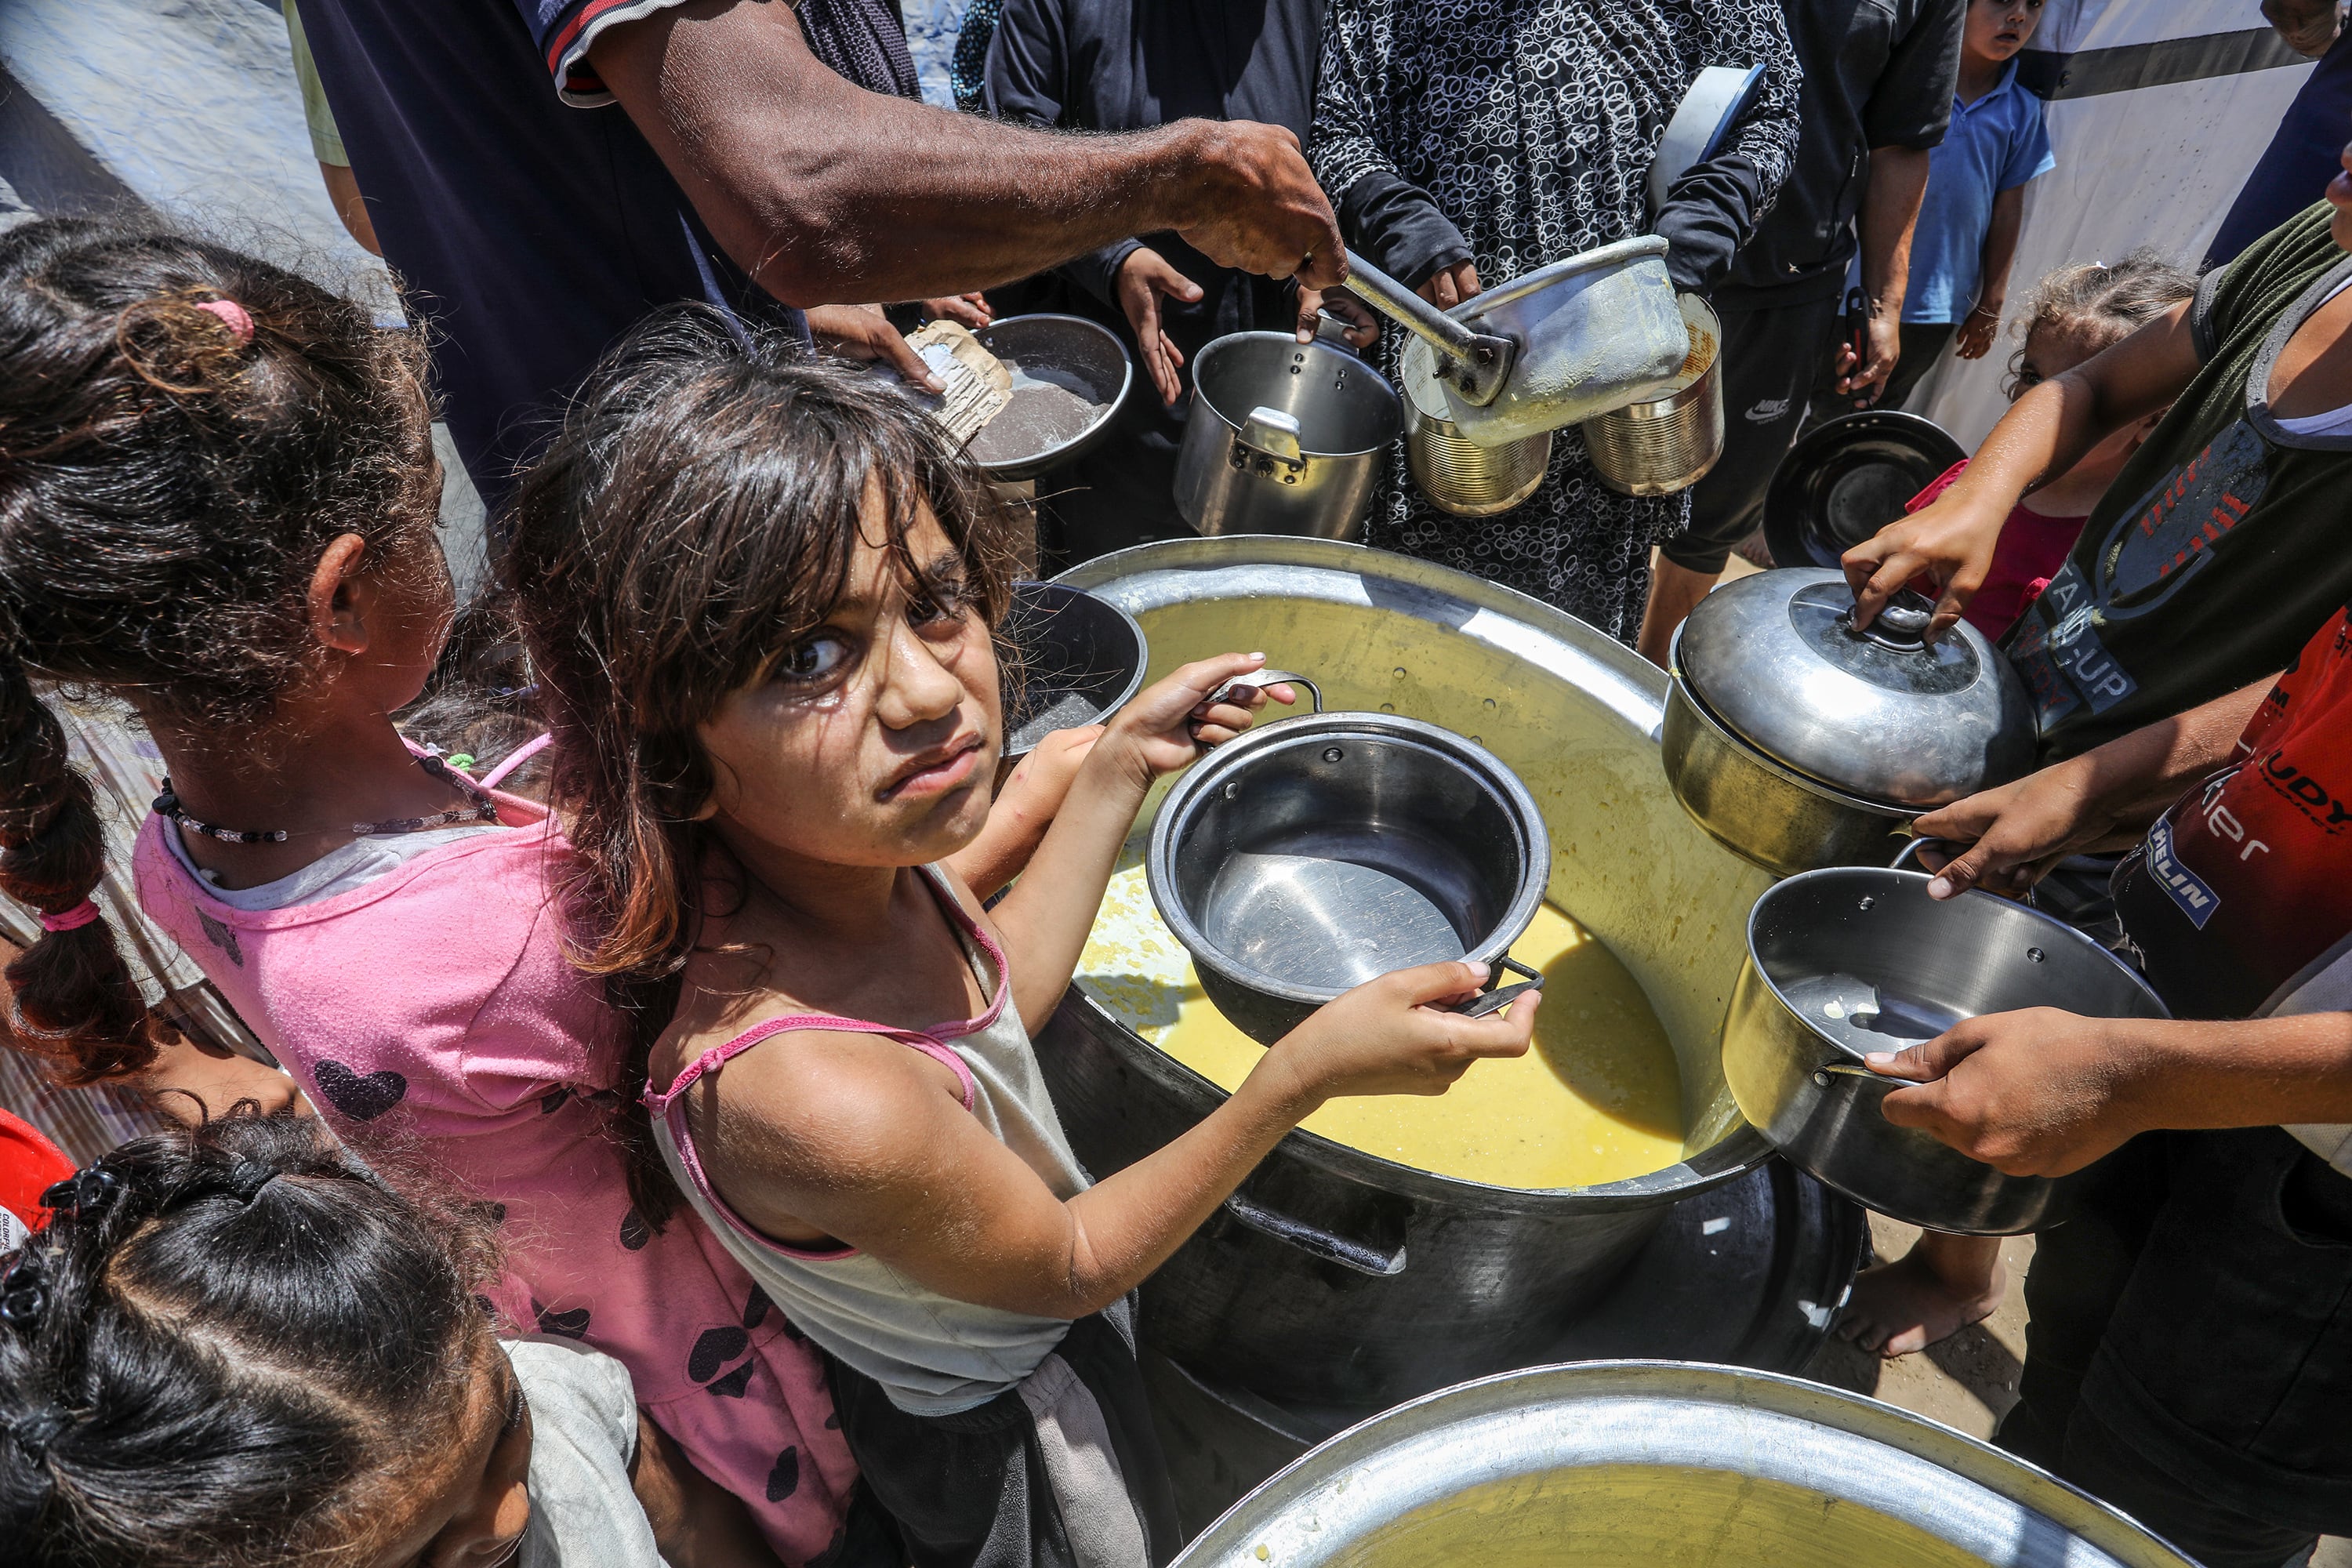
[506,328,1539,1568]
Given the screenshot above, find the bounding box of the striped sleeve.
[516,0,695,107]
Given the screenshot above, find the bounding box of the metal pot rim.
[1174,1359,2199,1568]
[1192,332,1404,459]
[1148,711,1549,1006]
[1743,866,2172,1066]
[1665,662,1919,818]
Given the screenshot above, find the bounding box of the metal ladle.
[1334,250,1518,405]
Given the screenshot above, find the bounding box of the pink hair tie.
[194,298,254,346]
[39,900,101,933]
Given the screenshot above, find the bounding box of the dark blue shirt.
[293,0,808,506]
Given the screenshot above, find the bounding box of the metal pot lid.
[1672,568,2036,808]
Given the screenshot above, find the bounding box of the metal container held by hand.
[1663,567,2036,877]
[1400,337,1552,516]
[1171,1361,2198,1568]
[1147,691,1549,1046]
[1338,242,1686,448]
[1174,332,1403,542]
[1724,866,2169,1234]
[1581,292,1724,497]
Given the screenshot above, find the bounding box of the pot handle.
[1207,669,1325,713]
[1446,953,1544,1019]
[1890,836,2038,906]
[1336,250,1517,407]
[1221,1191,1409,1276]
[1237,405,1306,468]
[1811,1060,1883,1086]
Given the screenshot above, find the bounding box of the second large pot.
[1041,537,1777,1408]
[1174,332,1403,540]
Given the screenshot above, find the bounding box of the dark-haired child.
[0,218,857,1556]
[507,310,1540,1566]
[0,1112,778,1568]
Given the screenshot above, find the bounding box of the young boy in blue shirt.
[1875,0,2055,410]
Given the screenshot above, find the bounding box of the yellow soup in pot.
[1076,864,1687,1189]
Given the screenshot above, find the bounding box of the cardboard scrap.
[882,320,1012,448]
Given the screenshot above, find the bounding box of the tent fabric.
[1907,0,2317,449]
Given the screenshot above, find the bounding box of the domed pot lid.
[1673,568,2037,808]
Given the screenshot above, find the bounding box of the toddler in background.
[507,310,1539,1566]
[1871,0,2054,412]
[0,1112,775,1568]
[1838,249,2196,1360]
[1893,252,2198,645]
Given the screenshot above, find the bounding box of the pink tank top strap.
[643,1014,976,1117]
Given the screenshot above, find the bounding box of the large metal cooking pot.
[1173,332,1403,540]
[1174,1362,2197,1568]
[1339,243,1687,448]
[1148,709,1549,1044]
[1581,292,1725,497]
[1725,866,2169,1233]
[1037,536,1777,1407]
[1664,568,2036,877]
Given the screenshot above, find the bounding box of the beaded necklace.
[153,753,500,845]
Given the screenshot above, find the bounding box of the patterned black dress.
[1312,0,1799,642]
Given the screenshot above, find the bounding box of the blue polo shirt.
[1904,60,2055,324]
[292,0,808,508]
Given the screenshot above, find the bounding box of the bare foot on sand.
[1837,1233,2006,1358]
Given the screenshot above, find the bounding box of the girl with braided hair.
[0,217,866,1559]
[0,1111,775,1567]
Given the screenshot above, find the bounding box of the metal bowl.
[1723,866,2169,1234]
[968,314,1134,482]
[1147,712,1549,1044]
[999,582,1148,757]
[1174,1361,2196,1568]
[1762,409,1967,570]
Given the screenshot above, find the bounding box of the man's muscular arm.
[591,0,1344,306]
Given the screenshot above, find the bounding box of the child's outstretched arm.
[688,958,1537,1319]
[943,725,1103,901]
[984,652,1290,1029]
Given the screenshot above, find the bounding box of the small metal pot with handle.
[1174,330,1403,541]
[1149,670,1550,1045]
[1722,864,2169,1233]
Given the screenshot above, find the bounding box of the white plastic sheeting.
[1908,0,2318,446]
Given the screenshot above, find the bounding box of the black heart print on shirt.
[535,1300,592,1339]
[767,1446,800,1502]
[312,1061,407,1121]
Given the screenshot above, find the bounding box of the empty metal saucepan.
[1338,244,1689,448]
[1148,682,1550,1044]
[998,582,1149,758]
[1721,866,2169,1234]
[1173,330,1403,541]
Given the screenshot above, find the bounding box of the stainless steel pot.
[1581,292,1724,497]
[1174,1361,2198,1568]
[1148,706,1550,1044]
[1039,535,1776,1407]
[999,581,1148,758]
[1723,866,2170,1234]
[1664,568,2037,877]
[1339,243,1687,448]
[1173,332,1403,541]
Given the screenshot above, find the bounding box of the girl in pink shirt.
[0,219,862,1561]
